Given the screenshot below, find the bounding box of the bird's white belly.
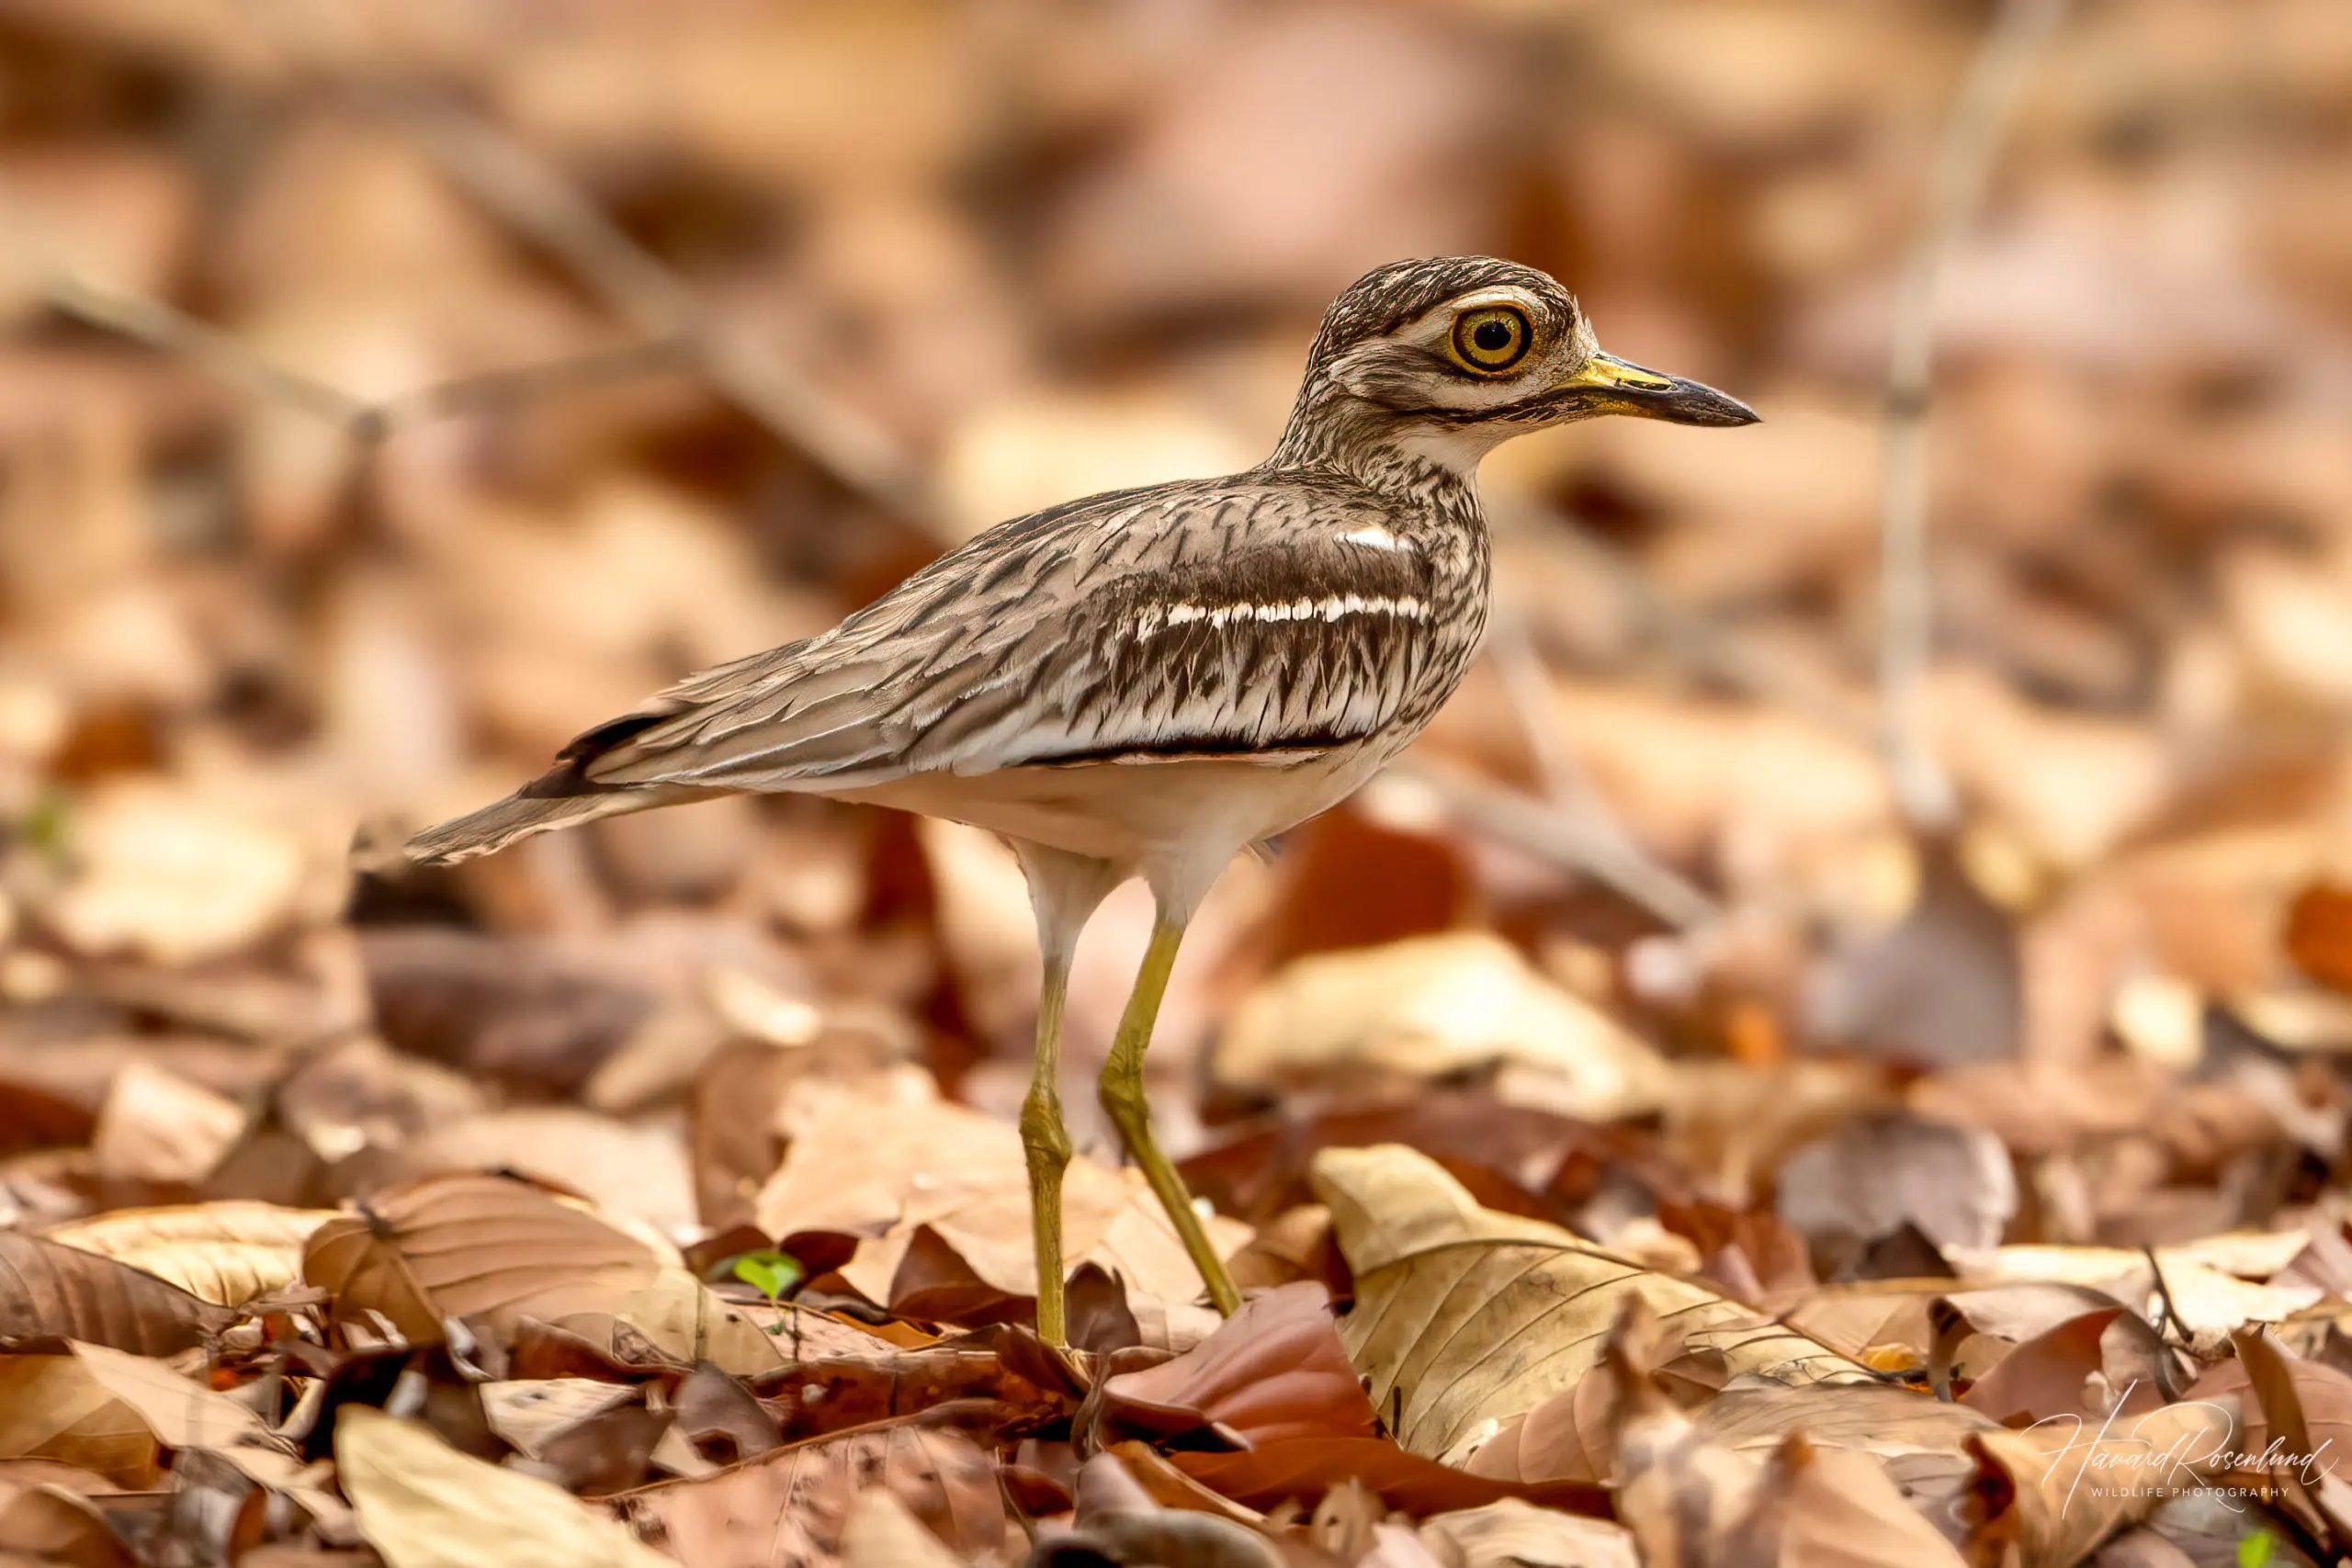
[836,739,1397,883]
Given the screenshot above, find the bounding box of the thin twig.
[1490,610,1591,807]
[2142,1243,2189,1347]
[368,334,694,436]
[47,269,685,444]
[1390,753,1722,932]
[360,85,949,537]
[47,271,362,425]
[1485,609,1722,931]
[1877,0,2073,827]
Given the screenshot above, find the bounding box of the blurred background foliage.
[3,0,2352,1247]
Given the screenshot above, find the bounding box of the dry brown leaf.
[2188,1334,2352,1489]
[1908,1058,2172,1162]
[1177,1438,1609,1519]
[754,1078,1248,1315]
[1458,1372,1619,1489]
[1968,1245,2319,1334]
[335,1107,696,1236]
[66,1342,274,1458]
[300,1171,667,1345]
[356,927,662,1095]
[87,1060,250,1186]
[685,1020,910,1233]
[690,1038,814,1235]
[1969,1399,2240,1568]
[1052,1451,1303,1565]
[1251,804,1471,966]
[553,1269,789,1378]
[670,1360,781,1466]
[277,1034,490,1164]
[746,1337,1068,1446]
[839,1489,966,1568]
[1053,1453,1290,1568]
[338,1405,673,1568]
[0,1068,96,1159]
[1695,1380,2001,1464]
[1311,1145,1869,1463]
[622,1416,1012,1568]
[1806,832,2022,1069]
[2287,882,2352,994]
[1472,1344,2001,1493]
[0,1459,136,1568]
[481,1380,644,1460]
[2207,1325,2352,1549]
[63,1339,342,1532]
[1604,1302,1972,1568]
[0,1358,157,1485]
[1606,1326,1770,1567]
[1415,1498,1638,1568]
[0,1231,234,1355]
[1662,1060,1901,1204]
[1091,1282,1376,1450]
[42,781,306,964]
[1776,1280,1950,1361]
[1214,932,1672,1122]
[1774,1111,2017,1258]
[1947,1299,2175,1425]
[1750,1433,1974,1568]
[44,1201,334,1305]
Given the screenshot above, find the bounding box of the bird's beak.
[1552,351,1760,427]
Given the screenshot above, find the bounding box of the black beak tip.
[1683,383,1762,427]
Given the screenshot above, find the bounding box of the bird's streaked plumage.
[407,256,1753,894]
[399,255,1758,1341]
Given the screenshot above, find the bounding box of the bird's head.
[1276,255,1758,476]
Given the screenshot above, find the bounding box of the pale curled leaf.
[1215,931,1672,1121]
[1311,1145,1870,1463]
[755,1081,1247,1314]
[66,1342,272,1457]
[0,1357,158,1485]
[840,1489,965,1568]
[45,1202,334,1306]
[1417,1498,1639,1568]
[553,1268,787,1377]
[338,1406,672,1568]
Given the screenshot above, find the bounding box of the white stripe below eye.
[1129,594,1430,641]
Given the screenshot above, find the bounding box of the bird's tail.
[396,784,695,867]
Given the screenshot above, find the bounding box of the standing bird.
[402,256,1757,1343]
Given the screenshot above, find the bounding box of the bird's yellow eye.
[1448,306,1532,374]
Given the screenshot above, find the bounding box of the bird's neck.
[1265,386,1491,515]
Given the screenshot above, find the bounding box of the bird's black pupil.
[1473,320,1514,353]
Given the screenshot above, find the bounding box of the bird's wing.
[560,474,1454,793]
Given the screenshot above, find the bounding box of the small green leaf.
[2239,1527,2275,1568]
[22,787,72,865]
[729,1249,803,1303]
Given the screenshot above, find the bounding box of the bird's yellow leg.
[1021,953,1075,1345]
[1098,919,1241,1315]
